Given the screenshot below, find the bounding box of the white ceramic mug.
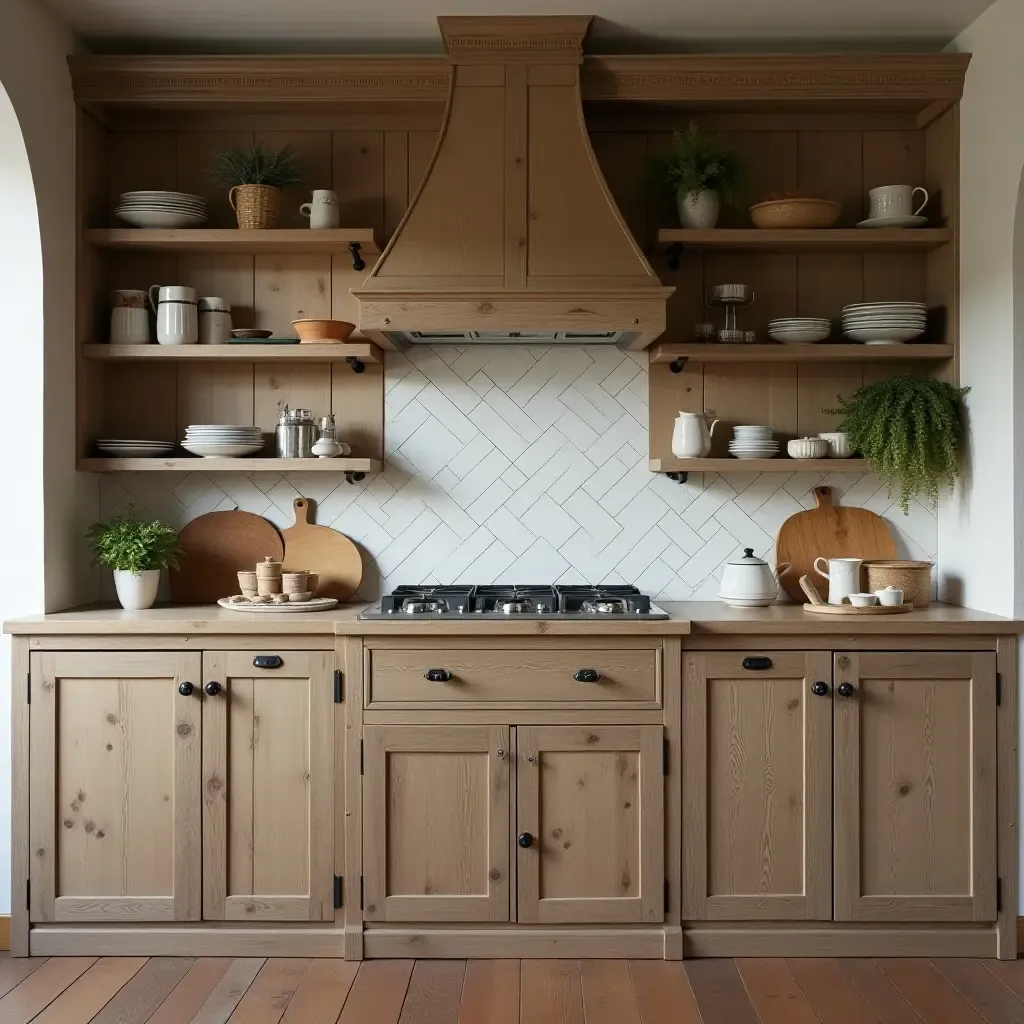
[299,189,340,230]
[868,184,929,220]
[198,297,232,345]
[149,285,198,346]
[813,556,863,605]
[110,289,150,345]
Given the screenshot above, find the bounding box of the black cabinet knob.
[518,832,534,849]
[811,681,829,696]
[424,669,452,682]
[204,681,222,696]
[574,669,600,683]
[178,681,194,696]
[837,682,856,697]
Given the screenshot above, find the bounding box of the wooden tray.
[803,602,914,615]
[217,597,338,613]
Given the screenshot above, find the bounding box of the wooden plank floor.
[3,955,1024,1022]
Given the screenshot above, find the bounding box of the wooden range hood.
[353,15,673,350]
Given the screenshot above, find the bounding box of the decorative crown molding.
[437,15,591,65]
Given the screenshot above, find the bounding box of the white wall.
[0,0,82,918]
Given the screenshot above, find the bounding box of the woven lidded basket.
[864,560,933,608]
[229,184,282,229]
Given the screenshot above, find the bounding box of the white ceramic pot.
[671,411,719,458]
[677,189,720,229]
[149,285,198,345]
[300,189,340,229]
[718,548,792,608]
[113,569,160,611]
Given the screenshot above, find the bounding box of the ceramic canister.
[198,297,233,345]
[299,189,340,229]
[110,289,150,345]
[148,285,198,345]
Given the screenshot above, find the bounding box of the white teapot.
[671,411,719,458]
[719,548,792,608]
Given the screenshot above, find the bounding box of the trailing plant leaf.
[825,373,969,514]
[209,143,304,188]
[652,122,744,204]
[87,507,182,575]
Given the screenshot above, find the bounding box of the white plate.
[842,305,925,314]
[769,319,830,326]
[181,443,265,458]
[843,327,924,343]
[121,190,205,200]
[856,215,929,229]
[97,445,174,457]
[187,424,260,431]
[730,452,780,460]
[769,331,830,343]
[116,211,208,229]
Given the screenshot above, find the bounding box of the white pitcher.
[813,557,863,605]
[300,189,340,230]
[148,285,198,346]
[671,411,719,458]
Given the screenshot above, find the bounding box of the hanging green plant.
[825,373,970,514]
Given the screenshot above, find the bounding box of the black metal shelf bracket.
[349,241,366,272]
[669,357,687,374]
[666,471,689,484]
[665,242,683,271]
[344,470,366,485]
[345,356,366,373]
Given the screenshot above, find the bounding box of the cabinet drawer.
[366,648,661,707]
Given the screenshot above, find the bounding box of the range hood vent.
[353,15,672,349]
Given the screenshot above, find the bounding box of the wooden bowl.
[291,319,356,344]
[749,198,842,229]
[230,328,273,339]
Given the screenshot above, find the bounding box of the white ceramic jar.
[149,285,198,345]
[300,189,340,229]
[198,297,232,345]
[718,548,791,608]
[110,289,151,345]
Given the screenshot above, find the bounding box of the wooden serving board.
[280,496,362,600]
[776,486,896,603]
[171,510,283,604]
[803,601,914,615]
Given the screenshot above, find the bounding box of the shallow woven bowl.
[749,198,843,229]
[291,319,356,344]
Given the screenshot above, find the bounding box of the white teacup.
[869,184,929,220]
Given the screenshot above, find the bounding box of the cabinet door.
[834,651,997,922]
[29,651,202,923]
[682,652,832,921]
[517,725,664,924]
[202,651,335,922]
[363,725,510,922]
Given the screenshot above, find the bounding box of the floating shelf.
[84,228,380,256]
[650,343,954,365]
[657,227,953,254]
[651,457,867,473]
[78,458,382,473]
[82,343,381,364]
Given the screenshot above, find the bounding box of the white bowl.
[116,210,208,229]
[848,593,879,607]
[181,442,264,458]
[787,437,829,459]
[844,327,924,343]
[875,586,905,607]
[769,330,831,344]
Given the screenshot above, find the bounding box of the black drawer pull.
[253,655,283,669]
[742,656,773,671]
[424,669,452,683]
[574,669,601,683]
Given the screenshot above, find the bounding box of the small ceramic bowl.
[875,586,905,607]
[250,594,272,604]
[271,592,290,604]
[288,591,313,602]
[788,437,829,459]
[291,319,356,344]
[848,592,879,607]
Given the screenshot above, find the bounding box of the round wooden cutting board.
[280,496,363,600]
[776,485,897,603]
[170,510,284,604]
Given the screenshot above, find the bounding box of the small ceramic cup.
[307,572,319,595]
[818,431,852,458]
[257,576,281,596]
[237,570,258,597]
[848,592,879,607]
[282,571,309,594]
[875,586,905,607]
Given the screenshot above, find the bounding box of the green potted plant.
[210,142,304,229]
[87,508,182,610]
[826,373,970,513]
[655,122,744,229]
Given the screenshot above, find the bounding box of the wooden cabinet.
[28,652,203,923]
[834,651,998,923]
[517,725,664,924]
[201,652,335,922]
[682,652,832,921]
[362,725,511,922]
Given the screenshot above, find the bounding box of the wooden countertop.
[5,602,1021,636]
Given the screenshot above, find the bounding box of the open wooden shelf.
[650,343,954,364]
[84,228,380,255]
[78,457,382,473]
[651,457,866,473]
[82,342,381,364]
[657,228,953,253]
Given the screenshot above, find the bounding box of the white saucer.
[856,215,929,229]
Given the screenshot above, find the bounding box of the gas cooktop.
[359,585,669,619]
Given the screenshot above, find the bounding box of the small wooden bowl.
[230,328,274,340]
[291,319,356,344]
[749,198,842,229]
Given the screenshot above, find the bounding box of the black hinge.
[664,879,670,913]
[334,669,343,704]
[662,738,669,775]
[998,876,1003,912]
[996,673,1002,706]
[26,879,30,910]
[26,672,30,704]
[359,740,364,775]
[334,874,343,909]
[360,875,364,909]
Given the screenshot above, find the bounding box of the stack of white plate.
[729,425,780,460]
[115,191,209,229]
[95,439,175,458]
[767,317,831,344]
[841,302,926,345]
[182,425,263,458]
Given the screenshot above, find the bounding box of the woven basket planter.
[863,560,933,608]
[228,184,283,229]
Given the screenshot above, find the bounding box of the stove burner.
[498,599,533,615]
[402,600,445,614]
[583,599,627,614]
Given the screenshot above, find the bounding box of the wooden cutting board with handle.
[776,485,897,603]
[170,510,284,603]
[281,496,363,600]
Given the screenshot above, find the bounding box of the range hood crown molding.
[353,14,673,351]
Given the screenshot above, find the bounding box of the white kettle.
[719,548,792,608]
[672,411,719,458]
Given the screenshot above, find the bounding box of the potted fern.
[655,122,744,229]
[210,143,304,229]
[88,508,182,610]
[826,373,970,513]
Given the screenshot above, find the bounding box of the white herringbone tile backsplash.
[99,345,938,602]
